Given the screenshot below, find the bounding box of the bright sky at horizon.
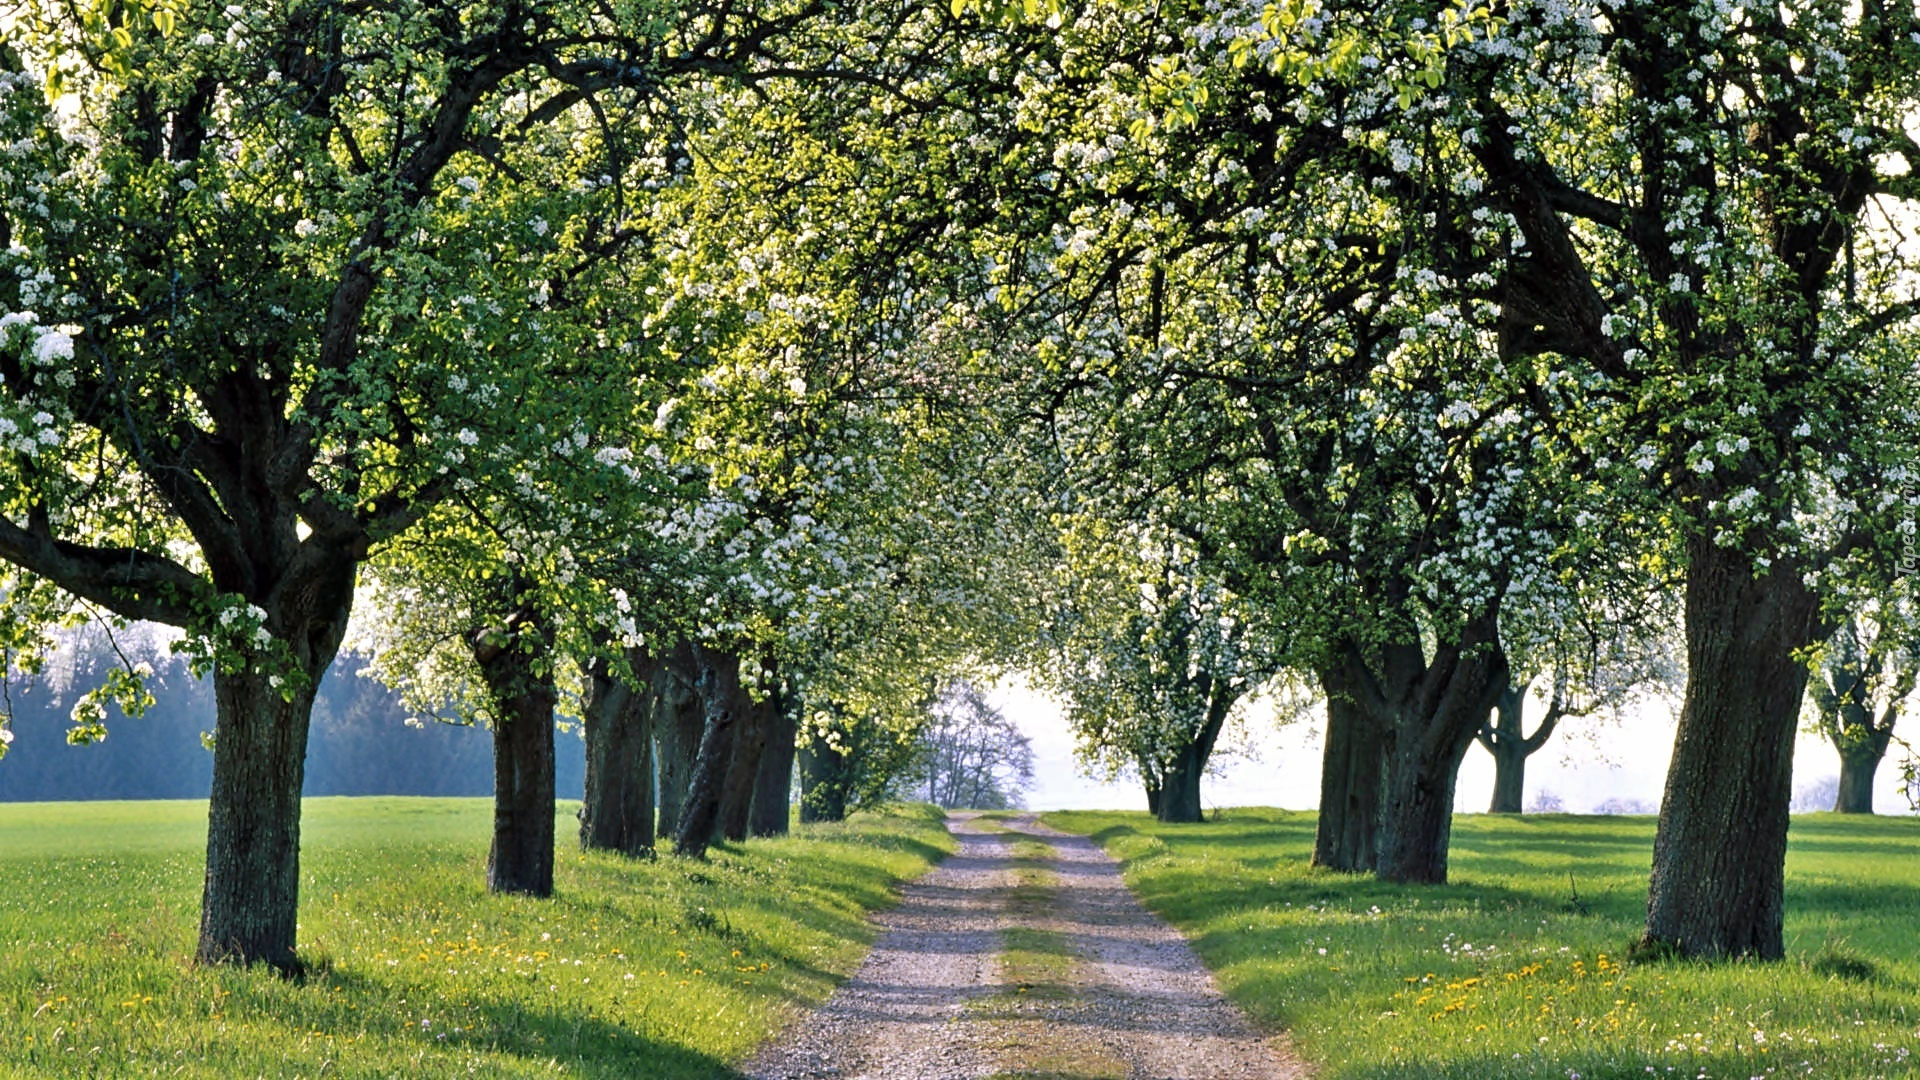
[987,674,1912,817]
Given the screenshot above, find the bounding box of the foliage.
[1037,523,1274,791]
[1049,808,1920,1079]
[0,797,954,1077]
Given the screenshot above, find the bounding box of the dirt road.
[743,813,1308,1080]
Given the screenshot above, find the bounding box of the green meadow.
[1045,809,1920,1079]
[0,798,952,1078]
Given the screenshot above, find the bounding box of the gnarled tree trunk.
[674,647,745,858]
[198,665,321,973]
[1642,540,1822,960]
[1312,662,1384,872]
[717,661,774,842]
[750,688,797,837]
[579,647,656,857]
[474,608,557,897]
[799,739,850,823]
[652,644,705,839]
[1372,614,1509,884]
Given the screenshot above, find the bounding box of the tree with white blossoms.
[352,410,693,891]
[945,0,1920,955]
[0,0,862,971]
[1480,578,1683,814]
[633,78,1060,842]
[1038,520,1275,822]
[1201,0,1919,954]
[1803,586,1920,815]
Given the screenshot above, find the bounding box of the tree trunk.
[1373,619,1509,885]
[1481,683,1530,814]
[1312,664,1384,872]
[1374,726,1477,884]
[799,739,850,823]
[1834,746,1883,814]
[1143,782,1163,818]
[475,613,557,897]
[1833,748,1881,814]
[1344,614,1505,883]
[674,647,744,858]
[197,666,321,974]
[196,565,355,974]
[1155,680,1235,824]
[717,661,773,842]
[653,643,704,839]
[579,648,656,857]
[1643,540,1822,960]
[1157,745,1205,823]
[750,689,797,837]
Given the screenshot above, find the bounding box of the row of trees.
[1,0,1917,975]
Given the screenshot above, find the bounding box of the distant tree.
[1593,797,1657,816]
[1790,776,1840,815]
[897,682,1033,811]
[1040,526,1272,824]
[1526,790,1566,814]
[1482,596,1682,814]
[1479,677,1575,816]
[1805,617,1916,815]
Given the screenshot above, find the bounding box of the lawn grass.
[0,797,953,1078]
[1043,808,1920,1079]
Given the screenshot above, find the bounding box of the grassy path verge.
[1045,808,1920,1080]
[0,797,953,1078]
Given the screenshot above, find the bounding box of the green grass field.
[1044,809,1920,1079]
[0,797,953,1078]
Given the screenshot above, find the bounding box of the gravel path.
[743,812,1308,1080]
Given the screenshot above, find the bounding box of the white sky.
[987,674,1908,815]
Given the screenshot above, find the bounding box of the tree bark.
[1311,663,1384,872]
[717,660,773,842]
[750,688,797,837]
[674,647,744,858]
[474,611,557,897]
[653,643,704,839]
[1482,683,1530,814]
[197,666,320,974]
[1642,540,1822,960]
[1155,680,1236,824]
[1834,745,1884,814]
[798,739,850,823]
[196,562,357,975]
[579,647,656,857]
[1373,614,1509,885]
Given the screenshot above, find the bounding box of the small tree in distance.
[897,682,1034,811]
